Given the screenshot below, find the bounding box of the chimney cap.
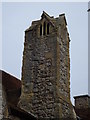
[74,94,90,99]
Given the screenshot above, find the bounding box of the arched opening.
[40,24,42,36]
[47,23,49,34]
[43,22,46,35]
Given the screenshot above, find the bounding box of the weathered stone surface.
[0,83,3,119]
[74,95,90,120]
[74,95,90,109]
[19,11,76,119]
[0,70,22,120]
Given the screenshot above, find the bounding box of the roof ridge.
[42,11,51,18]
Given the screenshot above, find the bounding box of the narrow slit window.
[47,23,49,34]
[40,25,42,36]
[43,22,46,35]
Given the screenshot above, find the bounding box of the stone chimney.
[74,95,90,120]
[74,95,90,109]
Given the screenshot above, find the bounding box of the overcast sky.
[2,2,88,104]
[88,1,90,96]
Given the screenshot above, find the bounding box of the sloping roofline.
[25,11,67,32]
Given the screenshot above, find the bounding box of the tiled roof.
[0,70,21,105]
[74,108,90,120]
[0,70,37,119]
[0,70,21,91]
[10,104,37,120]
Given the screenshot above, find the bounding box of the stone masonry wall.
[0,83,3,119]
[75,96,90,109]
[57,16,70,100]
[19,12,76,119]
[2,87,9,119]
[56,19,76,118]
[20,27,60,118]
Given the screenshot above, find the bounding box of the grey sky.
[88,1,90,96]
[2,2,88,104]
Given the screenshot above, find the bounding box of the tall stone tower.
[19,11,76,119]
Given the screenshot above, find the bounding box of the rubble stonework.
[0,70,22,120]
[19,11,76,119]
[0,70,3,119]
[74,95,90,120]
[74,95,90,109]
